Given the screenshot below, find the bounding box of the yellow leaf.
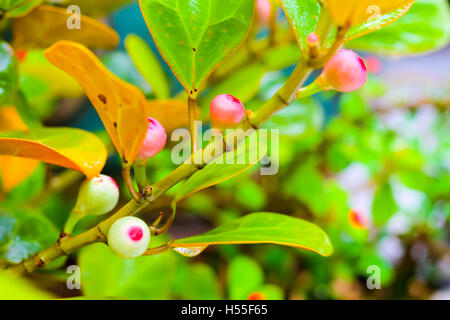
[326,0,414,26]
[44,41,148,165]
[0,128,107,178]
[12,5,119,50]
[145,99,200,133]
[0,107,39,193]
[0,107,28,131]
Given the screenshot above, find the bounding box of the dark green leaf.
[139,0,254,96]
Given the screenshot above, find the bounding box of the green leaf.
[280,0,321,51]
[372,182,398,226]
[125,34,170,99]
[0,0,42,18]
[0,42,19,105]
[139,0,254,96]
[0,204,59,264]
[0,127,107,178]
[79,242,179,299]
[228,255,264,300]
[347,0,450,55]
[175,131,267,202]
[173,263,222,299]
[171,212,334,257]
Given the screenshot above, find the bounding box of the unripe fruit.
[257,0,272,26]
[136,117,167,163]
[306,33,319,46]
[74,175,119,216]
[108,216,151,259]
[318,49,367,93]
[210,94,245,129]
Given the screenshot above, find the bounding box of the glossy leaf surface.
[0,127,107,177]
[139,0,254,96]
[171,212,333,257]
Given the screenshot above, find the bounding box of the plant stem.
[122,166,141,202]
[7,26,348,275]
[188,97,198,155]
[134,163,149,190]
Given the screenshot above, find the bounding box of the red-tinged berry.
[318,49,368,93]
[210,94,245,129]
[136,117,167,163]
[257,0,272,26]
[306,33,319,46]
[108,216,151,259]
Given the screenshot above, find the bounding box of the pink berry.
[136,117,167,162]
[319,49,367,92]
[210,94,245,129]
[257,0,272,26]
[306,33,319,46]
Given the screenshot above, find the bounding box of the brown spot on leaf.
[98,94,107,104]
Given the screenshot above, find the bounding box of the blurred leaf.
[284,159,328,215]
[125,34,170,99]
[173,263,222,299]
[12,5,119,50]
[256,284,284,300]
[20,50,83,103]
[326,0,414,27]
[263,44,301,70]
[45,41,148,165]
[79,242,179,299]
[0,42,19,106]
[139,0,254,96]
[235,180,267,211]
[0,107,39,194]
[201,63,266,106]
[280,0,321,51]
[0,127,107,178]
[0,0,41,18]
[0,156,41,195]
[145,99,197,132]
[171,212,334,257]
[175,132,267,202]
[347,0,450,55]
[0,204,59,263]
[339,92,369,119]
[58,0,133,17]
[228,255,264,300]
[372,182,398,226]
[0,272,53,299]
[264,98,324,137]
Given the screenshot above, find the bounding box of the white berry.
[108,217,151,259]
